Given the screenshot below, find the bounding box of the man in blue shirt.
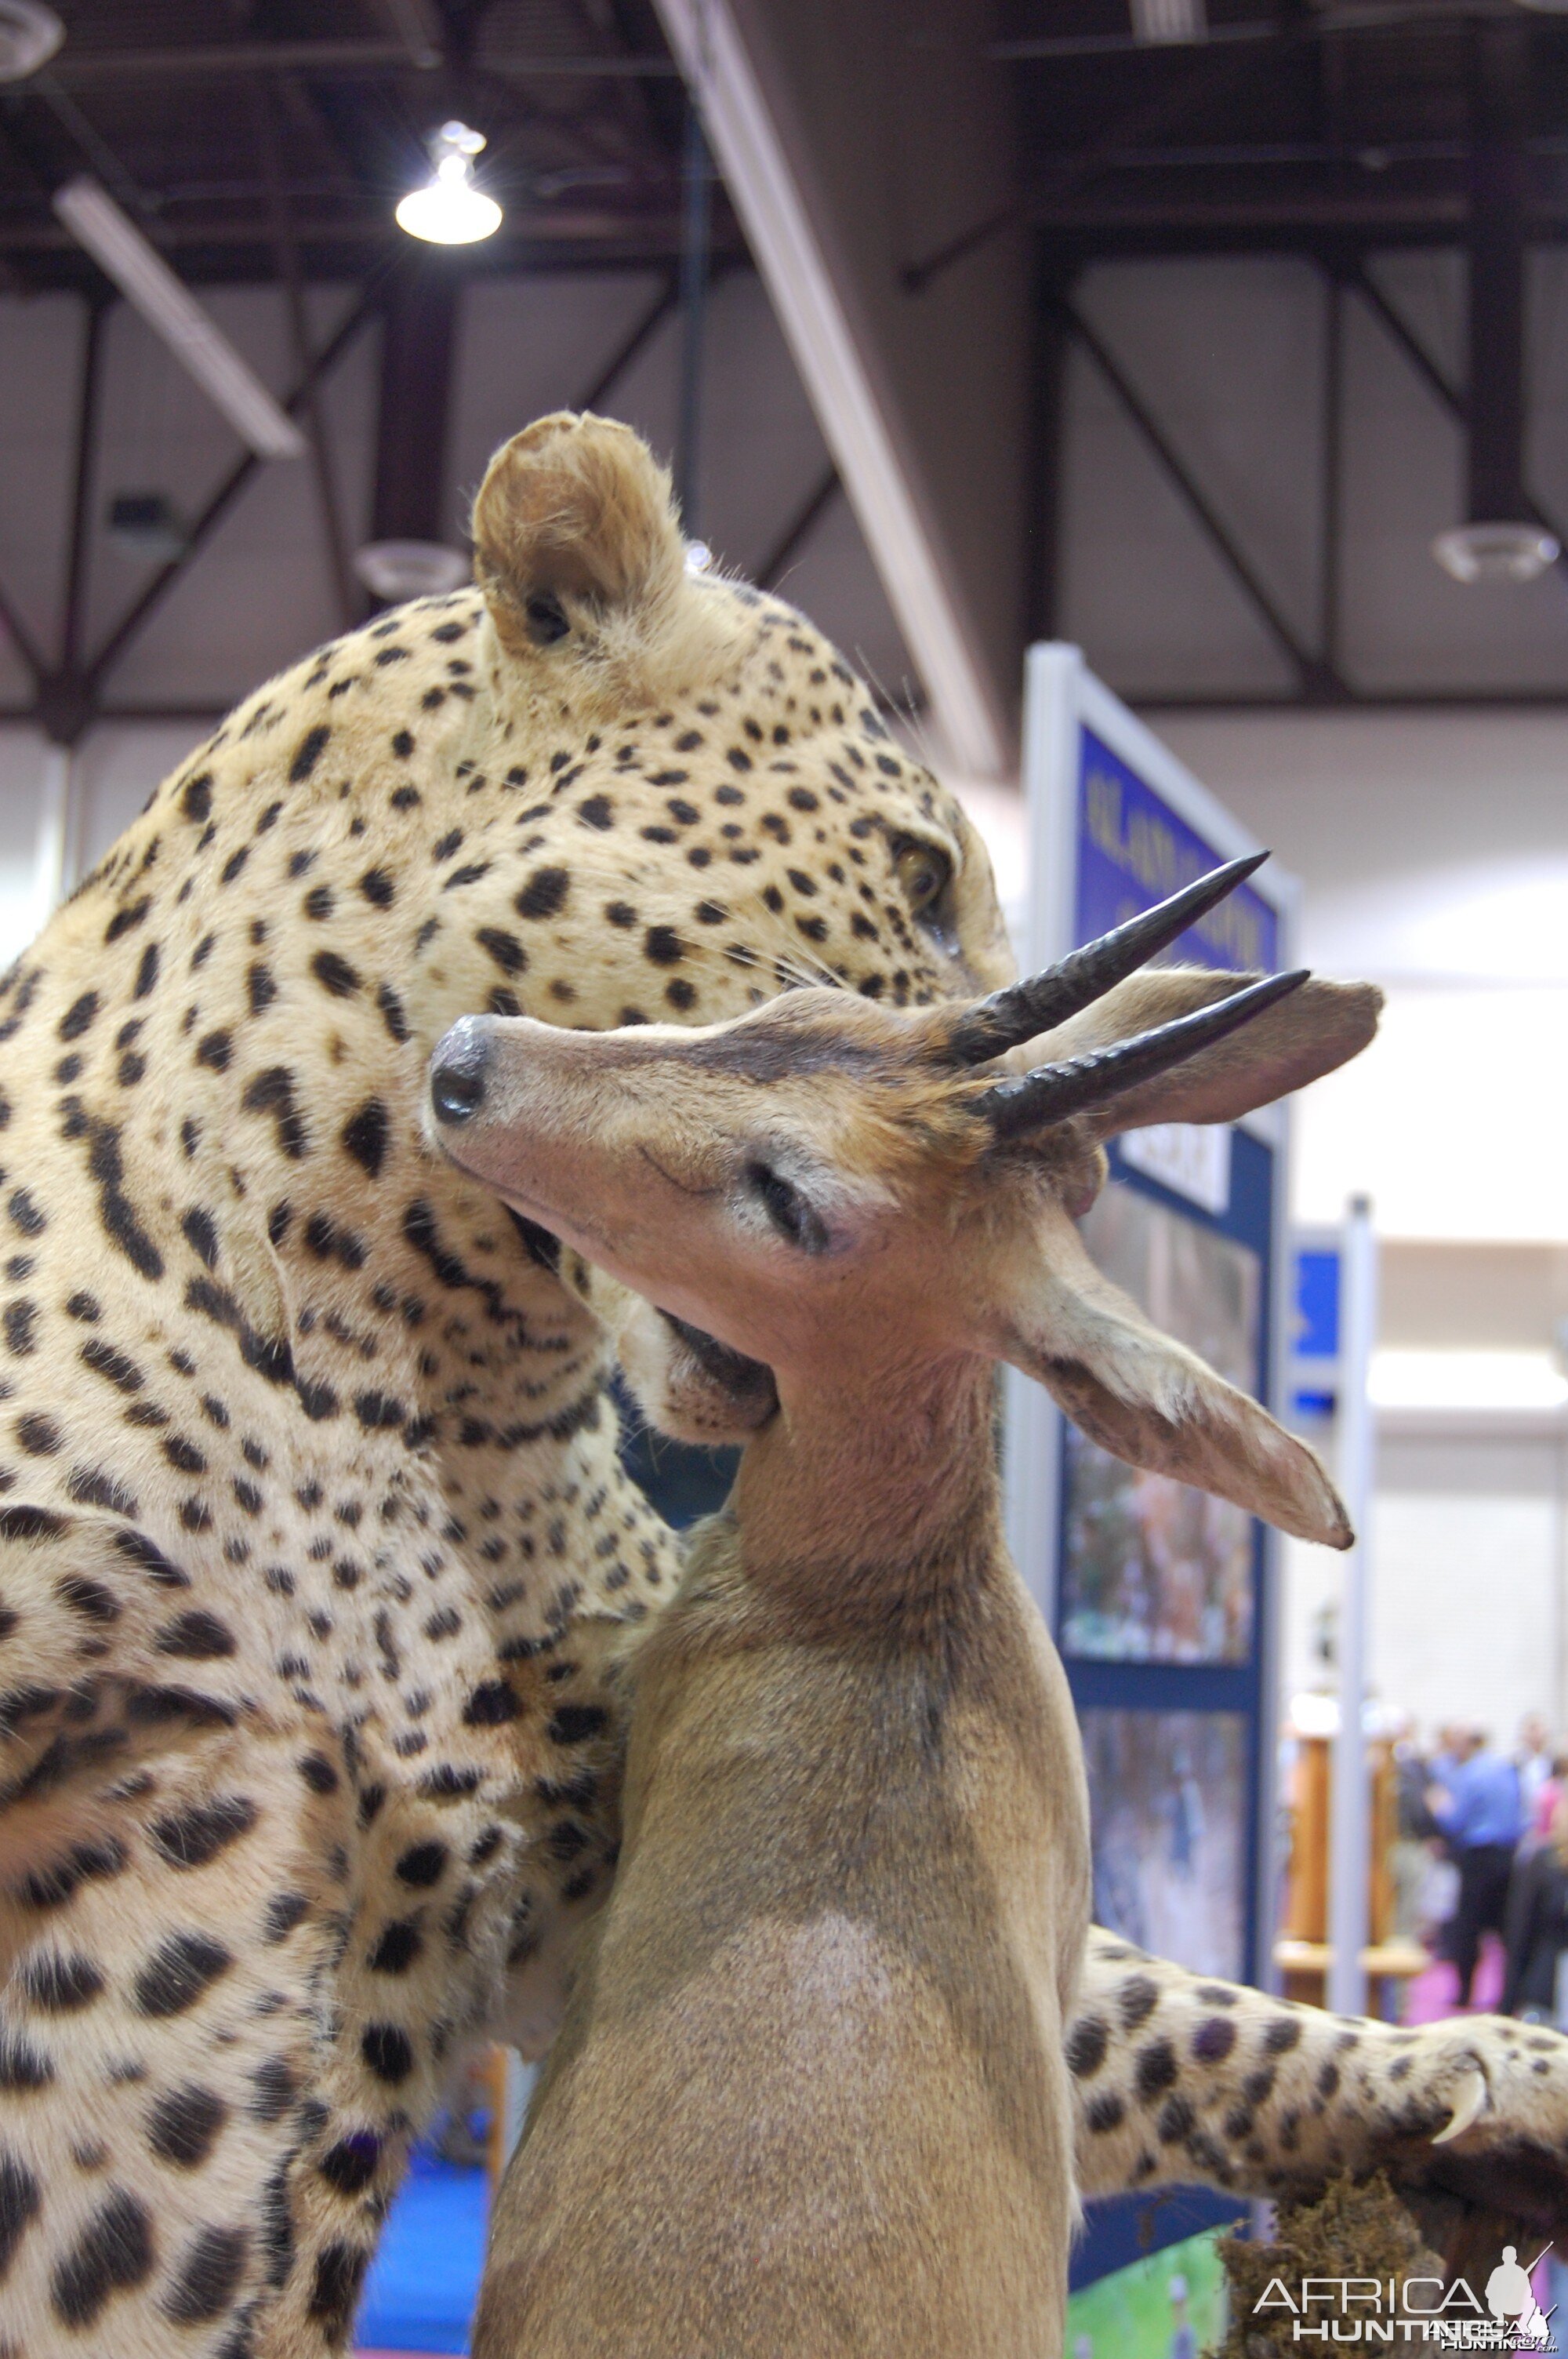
[1428,1730,1524,2005]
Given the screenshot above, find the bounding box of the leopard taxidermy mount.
[0,413,1556,2355]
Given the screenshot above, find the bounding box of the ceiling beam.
[1024,251,1072,643]
[1345,260,1568,581]
[1061,296,1345,700]
[575,273,681,410]
[0,570,43,688]
[256,84,356,631]
[757,465,840,590]
[652,0,1012,780]
[1028,194,1471,233]
[370,261,459,554]
[0,212,706,256]
[1466,24,1530,527]
[990,7,1520,63]
[373,0,444,72]
[58,299,105,664]
[47,42,679,83]
[82,282,383,707]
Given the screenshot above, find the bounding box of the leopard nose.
[430,1023,490,1125]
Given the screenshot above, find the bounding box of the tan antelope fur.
[430,873,1367,2358]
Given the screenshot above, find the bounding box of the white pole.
[31,743,74,941]
[499,2048,534,2168]
[1002,645,1080,1622]
[1328,1194,1377,2015]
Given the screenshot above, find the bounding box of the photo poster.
[1022,663,1294,2295]
[1066,2219,1232,2359]
[1063,722,1280,1982]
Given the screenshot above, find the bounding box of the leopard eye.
[894,838,952,917]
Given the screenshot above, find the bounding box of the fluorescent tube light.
[1369,1350,1568,1412]
[53,176,307,462]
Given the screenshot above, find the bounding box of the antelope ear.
[470,411,739,697]
[999,1201,1351,1547]
[1009,968,1381,1134]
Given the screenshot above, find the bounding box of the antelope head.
[427,856,1379,1550]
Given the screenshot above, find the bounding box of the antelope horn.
[946,849,1269,1067]
[977,965,1308,1140]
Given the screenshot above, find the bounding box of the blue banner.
[1048,698,1283,2300]
[1077,727,1278,975]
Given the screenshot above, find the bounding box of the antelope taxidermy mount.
[429,856,1379,2359]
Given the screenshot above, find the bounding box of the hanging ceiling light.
[0,2,63,84]
[1432,521,1560,587]
[396,123,502,245]
[1431,35,1555,588]
[353,540,470,602]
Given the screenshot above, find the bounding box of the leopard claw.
[1432,2066,1488,2146]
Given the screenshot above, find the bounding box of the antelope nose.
[430,1023,490,1125]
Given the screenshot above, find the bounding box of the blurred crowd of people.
[1392,1712,1568,2019]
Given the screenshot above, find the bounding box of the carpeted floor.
[1402,1929,1504,2023]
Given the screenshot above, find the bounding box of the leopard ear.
[472,412,680,647]
[471,412,739,700]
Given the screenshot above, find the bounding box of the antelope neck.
[731,1352,1004,1613]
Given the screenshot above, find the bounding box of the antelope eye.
[745,1161,829,1254]
[894,838,952,916]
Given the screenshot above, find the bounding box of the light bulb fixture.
[395,122,502,245]
[1130,0,1207,41]
[1432,520,1561,586]
[0,2,63,84]
[353,540,470,601]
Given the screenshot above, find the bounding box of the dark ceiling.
[997,0,1568,261]
[2,3,1566,729]
[9,4,1565,300]
[0,1,746,289]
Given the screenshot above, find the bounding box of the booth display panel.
[1063,1183,1262,1667]
[1065,2219,1230,2359]
[1011,645,1300,2321]
[1080,1706,1250,1984]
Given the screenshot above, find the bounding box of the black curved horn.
[976,966,1308,1140]
[946,849,1269,1066]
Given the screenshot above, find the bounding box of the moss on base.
[1214,2174,1447,2357]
